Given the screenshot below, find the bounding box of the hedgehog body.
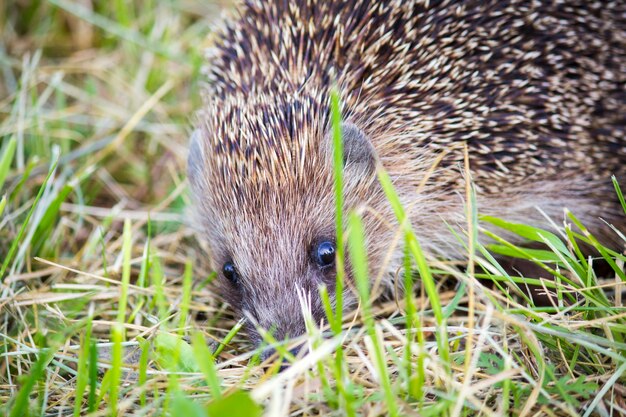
[189,0,626,343]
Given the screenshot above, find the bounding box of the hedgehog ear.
[339,122,376,174]
[187,129,205,191]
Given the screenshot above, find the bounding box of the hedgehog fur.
[188,0,626,344]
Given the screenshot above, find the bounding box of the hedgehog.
[187,0,626,347]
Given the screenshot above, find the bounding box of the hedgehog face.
[212,183,339,342]
[188,92,381,346]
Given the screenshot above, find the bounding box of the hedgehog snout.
[242,278,329,349]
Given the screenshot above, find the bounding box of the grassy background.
[2,1,626,416]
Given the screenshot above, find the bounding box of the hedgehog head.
[188,89,381,345]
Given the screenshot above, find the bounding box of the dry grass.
[2,1,626,416]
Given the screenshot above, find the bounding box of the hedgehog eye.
[222,261,240,286]
[313,241,336,268]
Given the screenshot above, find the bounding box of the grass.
[2,1,626,416]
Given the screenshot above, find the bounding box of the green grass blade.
[191,332,222,399]
[138,338,150,408]
[212,319,244,357]
[32,183,73,253]
[151,253,167,320]
[403,246,422,401]
[0,136,16,191]
[108,325,123,417]
[377,168,450,370]
[567,210,626,282]
[87,338,98,412]
[330,89,345,332]
[612,175,626,215]
[487,245,567,263]
[348,212,398,417]
[0,194,6,217]
[116,219,132,323]
[481,216,570,256]
[106,218,132,417]
[73,319,93,417]
[0,153,58,280]
[318,285,336,330]
[8,348,55,417]
[329,89,357,417]
[179,260,193,333]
